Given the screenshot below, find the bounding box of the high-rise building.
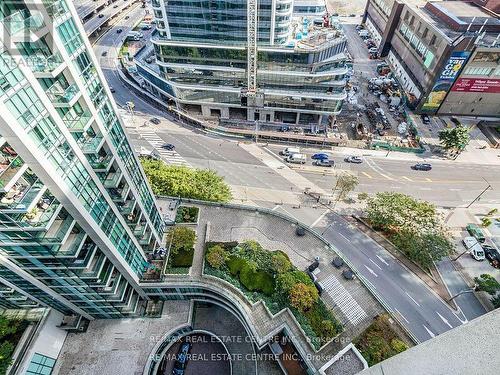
[137,0,348,126]
[0,0,164,320]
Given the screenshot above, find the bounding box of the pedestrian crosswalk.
[139,130,190,167]
[320,274,368,326]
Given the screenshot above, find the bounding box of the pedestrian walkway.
[139,130,190,166]
[320,274,368,326]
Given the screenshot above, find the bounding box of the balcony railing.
[77,135,103,154]
[31,52,64,74]
[87,154,113,171]
[46,82,79,105]
[1,9,45,35]
[62,110,92,131]
[45,0,69,19]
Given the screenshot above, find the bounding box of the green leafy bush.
[205,245,228,269]
[277,270,315,294]
[166,226,196,256]
[175,206,199,223]
[355,315,409,366]
[169,247,194,267]
[289,283,319,312]
[140,159,232,202]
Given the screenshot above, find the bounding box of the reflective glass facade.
[0,1,163,319]
[145,0,347,123]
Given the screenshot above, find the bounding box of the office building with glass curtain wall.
[138,0,348,126]
[0,0,164,320]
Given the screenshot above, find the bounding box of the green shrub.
[140,159,232,202]
[169,247,194,267]
[166,226,196,256]
[227,255,247,276]
[304,300,342,340]
[289,283,319,312]
[205,245,228,269]
[355,315,408,366]
[390,338,408,353]
[239,261,275,296]
[175,206,199,223]
[277,270,314,294]
[271,251,292,274]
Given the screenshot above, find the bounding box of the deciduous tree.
[438,125,470,152]
[289,283,319,312]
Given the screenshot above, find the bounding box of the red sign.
[451,78,500,93]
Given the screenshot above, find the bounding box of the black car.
[98,14,104,18]
[483,245,500,268]
[101,51,107,57]
[150,118,161,125]
[116,28,123,34]
[162,143,175,151]
[412,163,432,171]
[421,114,431,125]
[172,342,191,375]
[312,159,334,167]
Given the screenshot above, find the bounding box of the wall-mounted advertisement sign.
[420,51,470,113]
[451,78,500,94]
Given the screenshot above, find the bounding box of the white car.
[463,236,479,250]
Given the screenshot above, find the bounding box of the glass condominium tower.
[138,0,347,126]
[0,0,164,319]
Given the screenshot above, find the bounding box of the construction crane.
[244,0,263,108]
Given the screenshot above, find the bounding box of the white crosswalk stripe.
[320,274,368,325]
[139,131,190,167]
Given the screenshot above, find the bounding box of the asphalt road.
[93,16,490,342]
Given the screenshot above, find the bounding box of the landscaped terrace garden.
[204,240,342,349]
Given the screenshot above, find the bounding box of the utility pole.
[466,178,492,208]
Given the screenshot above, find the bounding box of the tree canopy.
[140,159,232,202]
[438,125,470,152]
[334,173,359,202]
[366,192,452,268]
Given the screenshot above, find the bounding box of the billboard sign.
[420,51,470,113]
[451,78,500,94]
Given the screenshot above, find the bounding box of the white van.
[127,31,143,41]
[470,243,485,261]
[286,153,306,164]
[280,147,300,156]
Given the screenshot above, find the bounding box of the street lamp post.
[466,178,492,208]
[447,286,477,302]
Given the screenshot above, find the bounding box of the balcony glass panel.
[62,110,92,131]
[1,9,45,35]
[46,82,79,104]
[31,52,64,74]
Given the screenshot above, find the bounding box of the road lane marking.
[402,176,412,181]
[311,209,329,228]
[338,233,350,242]
[423,325,436,338]
[405,292,421,307]
[271,205,280,211]
[361,172,373,179]
[375,254,390,266]
[425,178,432,182]
[395,309,409,324]
[369,258,382,270]
[364,264,378,277]
[436,312,453,329]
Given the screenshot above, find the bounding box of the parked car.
[150,117,161,125]
[463,236,479,250]
[412,163,432,171]
[470,243,485,261]
[116,28,123,34]
[313,159,334,167]
[483,245,500,268]
[285,153,306,164]
[421,114,431,125]
[109,86,115,93]
[172,342,191,375]
[162,143,175,151]
[145,57,153,63]
[344,156,363,164]
[101,51,107,57]
[311,153,330,160]
[466,224,486,243]
[280,147,300,156]
[98,13,104,18]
